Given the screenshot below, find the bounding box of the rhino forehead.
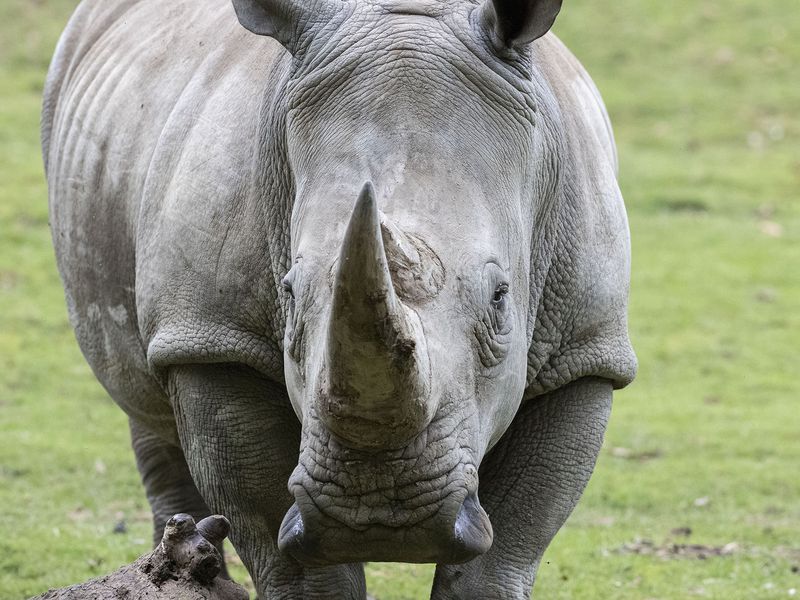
[288,9,539,129]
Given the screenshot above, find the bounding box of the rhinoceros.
[42,0,636,596]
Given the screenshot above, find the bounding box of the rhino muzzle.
[277,491,493,566]
[320,181,435,450]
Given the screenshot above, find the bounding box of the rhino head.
[233,0,563,566]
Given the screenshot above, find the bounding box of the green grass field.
[1,0,798,598]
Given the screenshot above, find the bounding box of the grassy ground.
[1,0,798,598]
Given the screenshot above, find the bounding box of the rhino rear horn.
[477,0,562,48]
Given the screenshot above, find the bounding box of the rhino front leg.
[129,418,214,547]
[431,377,612,600]
[167,363,366,599]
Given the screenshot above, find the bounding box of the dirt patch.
[617,538,740,560]
[31,514,247,600]
[608,447,663,461]
[0,270,20,291]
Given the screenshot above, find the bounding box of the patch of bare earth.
[617,538,740,560]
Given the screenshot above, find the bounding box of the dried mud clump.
[32,514,249,600]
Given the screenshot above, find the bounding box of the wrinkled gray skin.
[42,0,636,596]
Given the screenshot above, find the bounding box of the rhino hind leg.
[129,418,228,577]
[431,377,613,599]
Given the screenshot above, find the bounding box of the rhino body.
[42,0,636,596]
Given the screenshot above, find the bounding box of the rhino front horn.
[321,182,433,450]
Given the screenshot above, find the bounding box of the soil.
[31,515,248,600]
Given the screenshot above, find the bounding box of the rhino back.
[44,0,291,439]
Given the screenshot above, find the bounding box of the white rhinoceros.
[42,0,636,596]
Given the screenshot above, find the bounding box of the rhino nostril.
[278,503,309,558]
[452,493,494,561]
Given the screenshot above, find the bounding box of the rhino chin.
[276,493,493,566]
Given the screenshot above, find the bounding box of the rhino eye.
[491,283,509,307]
[476,284,513,368]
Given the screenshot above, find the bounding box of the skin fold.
[42,0,636,596]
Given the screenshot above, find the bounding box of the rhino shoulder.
[525,35,637,398]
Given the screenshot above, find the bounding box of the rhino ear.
[231,0,325,53]
[477,0,562,48]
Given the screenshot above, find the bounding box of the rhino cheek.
[487,343,530,450]
[446,325,528,454]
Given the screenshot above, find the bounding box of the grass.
[1,0,798,598]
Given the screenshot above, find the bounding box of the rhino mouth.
[278,490,492,566]
[277,405,493,565]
